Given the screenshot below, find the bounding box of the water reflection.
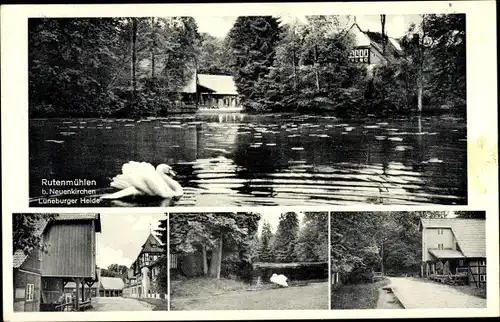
[29,113,467,207]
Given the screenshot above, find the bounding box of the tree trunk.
[380,14,387,56]
[217,233,223,279]
[417,74,423,112]
[291,25,298,94]
[208,235,223,278]
[380,239,384,275]
[131,18,138,95]
[202,245,208,276]
[292,50,297,92]
[314,45,320,91]
[151,17,155,79]
[209,249,218,277]
[418,14,426,113]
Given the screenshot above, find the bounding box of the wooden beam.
[75,278,80,311]
[86,281,93,300]
[81,280,85,303]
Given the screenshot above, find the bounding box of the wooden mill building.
[181,73,239,109]
[13,213,101,312]
[345,22,403,68]
[123,232,165,299]
[419,218,486,287]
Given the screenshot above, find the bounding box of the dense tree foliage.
[30,14,465,117]
[257,221,275,262]
[331,211,457,284]
[295,212,329,262]
[367,14,466,114]
[227,16,282,112]
[254,212,328,264]
[272,212,300,262]
[100,264,128,279]
[155,217,169,294]
[169,212,260,280]
[424,14,466,110]
[29,17,199,118]
[12,213,56,255]
[196,33,232,75]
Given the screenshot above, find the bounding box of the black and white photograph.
[27,13,467,207]
[2,1,499,321]
[169,210,329,310]
[12,212,169,312]
[330,210,486,310]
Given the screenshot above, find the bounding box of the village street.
[387,277,487,309]
[88,297,153,311]
[172,282,329,310]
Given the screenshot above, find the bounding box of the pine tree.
[257,221,274,262]
[272,212,299,262]
[296,212,328,262]
[227,16,282,112]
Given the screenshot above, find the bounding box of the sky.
[195,14,422,39]
[256,209,306,235]
[96,213,166,269]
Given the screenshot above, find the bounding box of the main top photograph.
[28,14,467,207]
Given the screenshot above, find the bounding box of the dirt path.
[172,282,329,310]
[88,297,154,311]
[387,277,486,309]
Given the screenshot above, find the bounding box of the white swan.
[101,161,183,200]
[270,273,289,287]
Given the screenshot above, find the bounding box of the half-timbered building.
[420,218,486,287]
[123,232,166,299]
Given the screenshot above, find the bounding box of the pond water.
[29,113,467,207]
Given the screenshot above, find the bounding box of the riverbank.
[29,104,466,119]
[331,278,390,310]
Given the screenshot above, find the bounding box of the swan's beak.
[168,169,177,177]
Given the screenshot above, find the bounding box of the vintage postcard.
[1,0,498,321]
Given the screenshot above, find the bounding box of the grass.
[409,277,487,299]
[136,298,169,311]
[331,278,390,310]
[171,277,329,310]
[171,277,250,298]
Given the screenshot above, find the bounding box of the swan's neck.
[157,168,183,196]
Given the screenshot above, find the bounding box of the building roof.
[13,217,50,268]
[182,73,238,95]
[346,23,402,63]
[64,281,99,289]
[428,249,465,259]
[420,218,486,258]
[53,213,102,232]
[13,213,101,268]
[65,277,124,290]
[100,277,125,290]
[140,233,164,254]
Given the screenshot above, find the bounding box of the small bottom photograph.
[12,212,169,312]
[331,210,487,310]
[169,210,329,310]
